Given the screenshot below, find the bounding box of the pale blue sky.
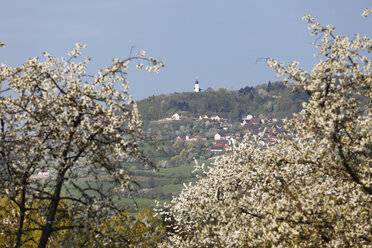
[1,0,371,100]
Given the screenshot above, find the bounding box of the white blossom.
[0,43,164,247]
[159,11,372,248]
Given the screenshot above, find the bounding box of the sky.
[1,0,371,100]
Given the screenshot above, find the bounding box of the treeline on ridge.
[137,81,309,121]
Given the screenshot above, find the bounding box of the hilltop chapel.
[194,80,202,92]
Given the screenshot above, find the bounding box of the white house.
[172,113,180,120]
[242,114,253,121]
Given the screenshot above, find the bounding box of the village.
[144,80,286,155]
[148,110,285,156]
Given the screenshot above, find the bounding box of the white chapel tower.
[194,80,201,92]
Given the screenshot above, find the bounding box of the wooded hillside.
[137,81,308,121]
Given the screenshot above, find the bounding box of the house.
[199,115,209,120]
[211,140,229,152]
[242,114,253,121]
[177,136,187,141]
[171,113,180,120]
[211,139,232,152]
[210,115,221,121]
[214,140,229,148]
[214,133,222,141]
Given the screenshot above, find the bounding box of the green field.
[61,159,214,212]
[158,165,195,177]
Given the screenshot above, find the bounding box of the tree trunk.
[14,177,27,248]
[37,171,65,248]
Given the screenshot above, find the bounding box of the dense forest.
[137,81,309,121]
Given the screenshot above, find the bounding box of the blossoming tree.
[0,43,164,247]
[159,9,372,247]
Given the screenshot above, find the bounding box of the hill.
[136,81,309,121]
